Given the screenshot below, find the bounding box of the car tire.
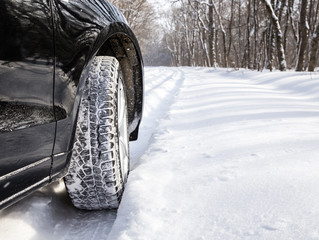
[64,56,130,210]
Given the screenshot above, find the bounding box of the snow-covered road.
[1,67,319,240]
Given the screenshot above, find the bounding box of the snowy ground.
[1,67,319,240]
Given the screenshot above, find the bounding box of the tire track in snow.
[145,69,177,93]
[55,209,116,240]
[107,67,186,240]
[130,67,185,166]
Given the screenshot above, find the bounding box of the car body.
[0,0,143,210]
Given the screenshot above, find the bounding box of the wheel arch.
[95,29,143,141]
[51,14,143,180]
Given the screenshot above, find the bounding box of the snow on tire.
[65,56,129,210]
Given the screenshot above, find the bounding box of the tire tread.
[65,56,126,210]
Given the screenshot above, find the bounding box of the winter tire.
[65,56,130,210]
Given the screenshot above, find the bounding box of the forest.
[109,0,319,71]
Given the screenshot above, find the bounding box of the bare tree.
[132,0,318,70]
[296,0,309,71]
[308,22,319,71]
[208,0,217,67]
[261,0,287,71]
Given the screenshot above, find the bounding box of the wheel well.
[96,33,143,140]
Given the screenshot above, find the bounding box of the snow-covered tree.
[296,0,309,71]
[111,0,319,71]
[261,0,287,71]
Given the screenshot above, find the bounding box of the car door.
[0,0,55,208]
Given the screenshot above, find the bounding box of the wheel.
[64,56,130,210]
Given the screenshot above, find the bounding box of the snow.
[1,67,319,240]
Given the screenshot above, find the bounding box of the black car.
[0,0,143,210]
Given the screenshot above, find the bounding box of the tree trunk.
[245,0,251,68]
[208,0,217,67]
[253,0,259,69]
[227,0,234,65]
[211,1,227,67]
[261,0,287,71]
[238,0,242,67]
[308,22,319,71]
[296,0,308,71]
